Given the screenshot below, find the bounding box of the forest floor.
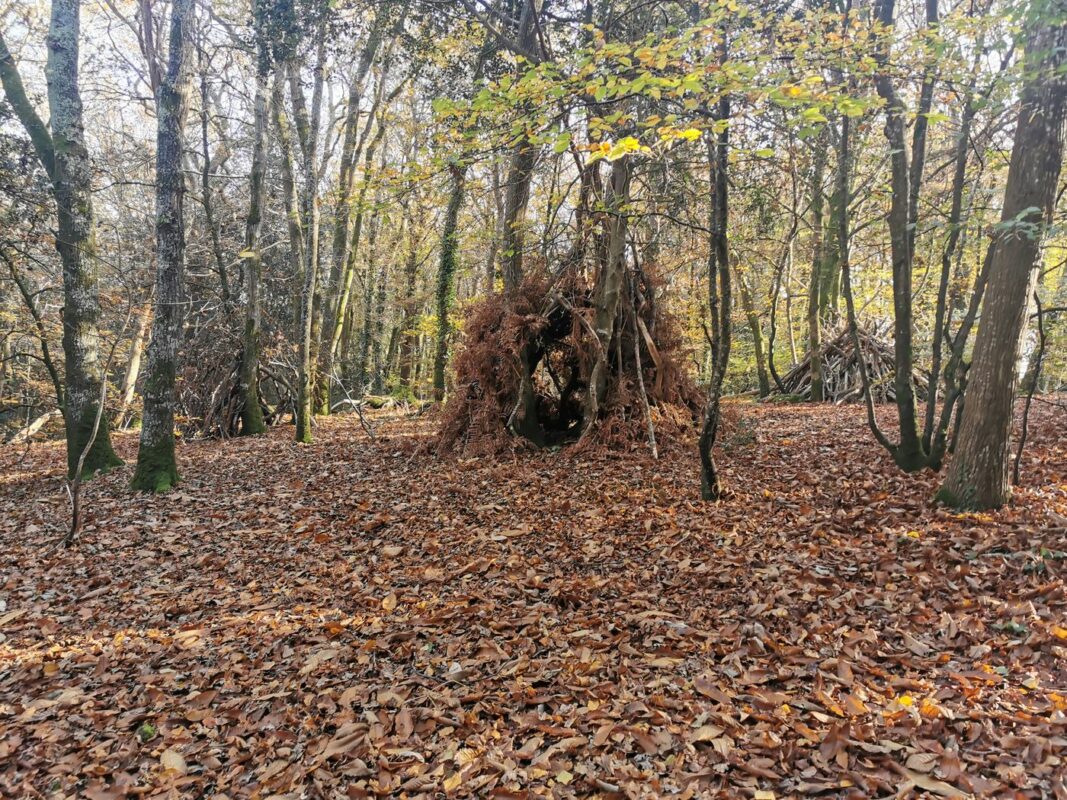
[1,400,1066,799]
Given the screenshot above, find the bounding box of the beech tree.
[131,0,195,492]
[0,0,123,477]
[939,5,1067,510]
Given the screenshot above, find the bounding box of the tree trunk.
[737,265,770,398]
[939,14,1067,510]
[294,30,326,443]
[582,157,631,435]
[874,0,925,471]
[699,92,731,501]
[238,65,272,437]
[132,0,194,492]
[398,233,419,394]
[432,163,468,402]
[270,63,306,329]
[115,298,153,429]
[498,0,541,294]
[807,140,826,402]
[198,59,232,313]
[1,0,123,478]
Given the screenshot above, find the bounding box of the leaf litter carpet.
[1,402,1066,799]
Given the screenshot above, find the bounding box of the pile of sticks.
[777,326,929,403]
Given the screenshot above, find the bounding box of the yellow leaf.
[160,748,187,776]
[442,772,463,793]
[454,747,480,766]
[1052,625,1067,640]
[679,127,702,141]
[556,770,573,785]
[897,694,914,707]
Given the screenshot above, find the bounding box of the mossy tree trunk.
[940,10,1067,510]
[0,0,123,478]
[132,0,194,492]
[432,162,468,402]
[397,230,419,395]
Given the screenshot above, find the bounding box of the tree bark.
[1,0,123,478]
[432,163,468,402]
[115,298,153,429]
[873,0,924,471]
[294,28,326,443]
[581,157,631,435]
[270,63,306,317]
[132,0,194,492]
[737,264,770,398]
[939,13,1067,510]
[237,65,272,437]
[807,140,826,402]
[699,92,731,501]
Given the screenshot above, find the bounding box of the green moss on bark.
[240,389,266,436]
[66,406,123,479]
[130,438,179,492]
[935,482,976,510]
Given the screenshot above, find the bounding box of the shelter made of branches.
[777,326,929,403]
[436,270,700,456]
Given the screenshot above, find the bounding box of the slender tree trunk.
[237,65,272,436]
[699,91,731,501]
[939,13,1067,510]
[398,232,419,394]
[115,298,153,428]
[874,0,925,470]
[499,0,541,294]
[807,141,826,402]
[737,265,770,397]
[485,160,504,294]
[322,100,392,405]
[319,32,389,412]
[369,222,390,394]
[199,58,231,313]
[132,0,194,492]
[271,64,305,323]
[295,30,326,443]
[432,163,468,402]
[581,157,631,435]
